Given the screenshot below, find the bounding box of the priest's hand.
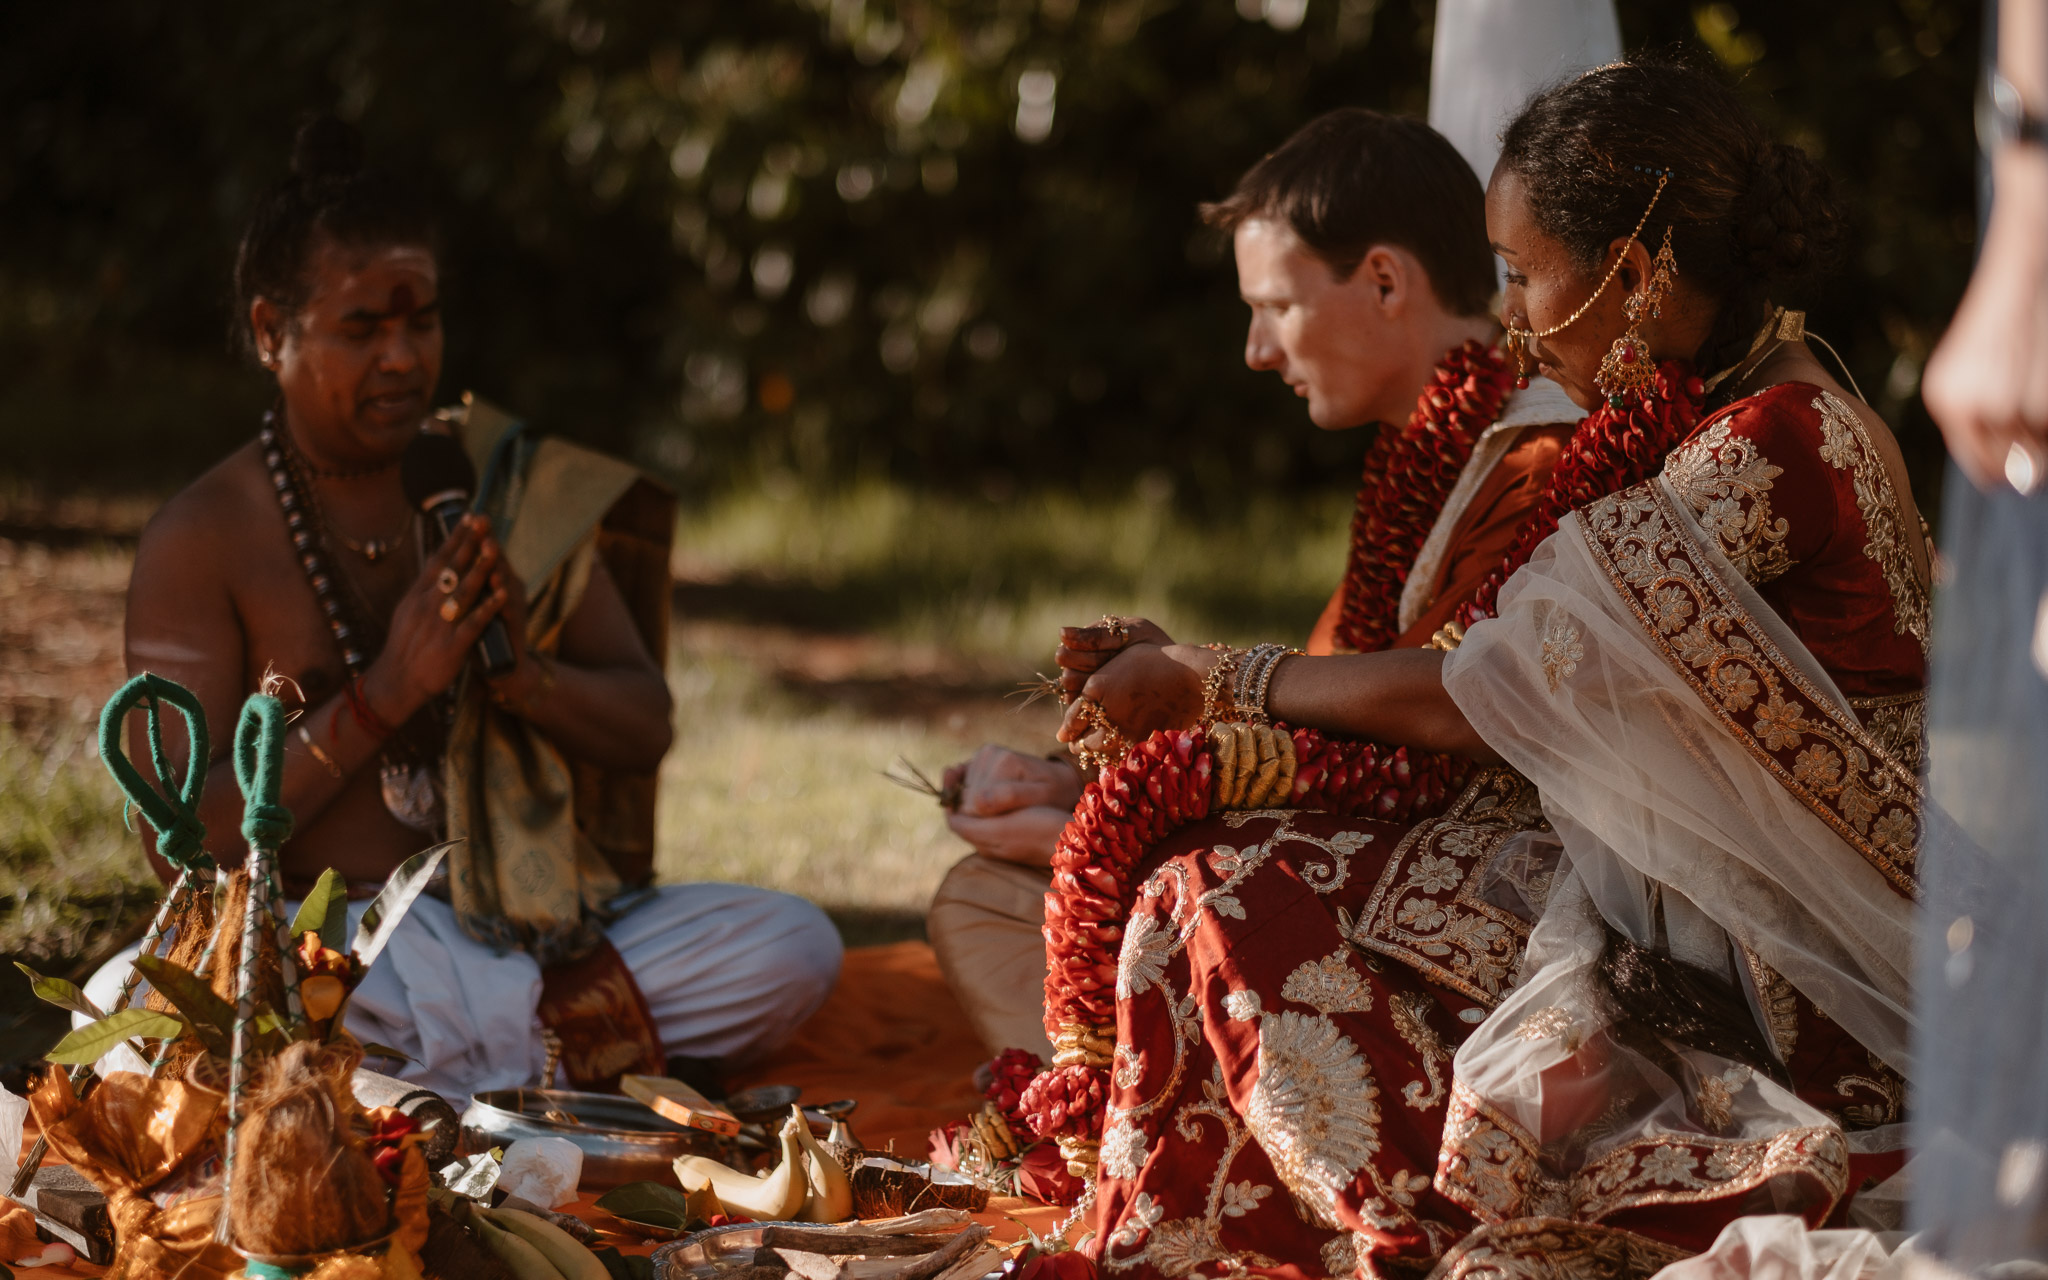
[1056,616,1174,697]
[362,514,507,722]
[1056,642,1215,748]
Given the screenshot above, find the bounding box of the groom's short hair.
[1202,108,1495,317]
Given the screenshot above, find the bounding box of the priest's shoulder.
[134,437,278,581]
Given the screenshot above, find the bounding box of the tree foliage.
[0,0,1975,510]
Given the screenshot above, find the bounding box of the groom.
[927,108,1584,1059]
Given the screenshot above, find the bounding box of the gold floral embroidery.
[1278,948,1375,1015]
[1812,392,1932,655]
[1833,1051,1906,1130]
[1694,1065,1752,1134]
[1512,1006,1581,1053]
[1665,418,1794,583]
[1242,1010,1383,1230]
[1430,1219,1689,1280]
[1350,769,1546,1005]
[1741,947,1800,1061]
[1579,479,1922,895]
[1388,988,1450,1110]
[1436,1081,1849,1226]
[1849,690,1926,776]
[1539,616,1585,692]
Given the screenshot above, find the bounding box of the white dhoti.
[83,882,842,1103]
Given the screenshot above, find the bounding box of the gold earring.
[1596,226,1677,408]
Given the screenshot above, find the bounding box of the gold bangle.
[298,725,343,779]
[1198,645,1245,728]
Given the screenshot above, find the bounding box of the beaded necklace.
[261,410,446,833]
[1330,341,1513,653]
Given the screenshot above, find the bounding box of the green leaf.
[289,867,349,948]
[593,1181,717,1232]
[13,962,105,1021]
[353,842,454,969]
[132,955,234,1038]
[44,1009,187,1065]
[359,1042,413,1064]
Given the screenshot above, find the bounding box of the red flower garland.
[1330,341,1515,654]
[1456,360,1703,628]
[1018,363,1711,1177]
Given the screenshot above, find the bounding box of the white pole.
[1427,0,1624,187]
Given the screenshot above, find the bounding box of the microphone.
[400,431,517,677]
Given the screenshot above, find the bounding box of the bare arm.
[1055,641,1499,763]
[124,504,509,870]
[484,556,674,771]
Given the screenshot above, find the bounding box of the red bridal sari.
[1062,382,1926,1279]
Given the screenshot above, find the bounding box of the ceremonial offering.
[650,1212,999,1280]
[17,675,450,1278]
[463,1088,725,1190]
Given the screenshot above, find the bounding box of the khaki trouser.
[927,854,1056,1061]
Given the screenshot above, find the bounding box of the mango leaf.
[132,955,234,1039]
[353,842,453,969]
[289,867,350,949]
[44,1009,187,1065]
[14,962,105,1021]
[594,1181,719,1233]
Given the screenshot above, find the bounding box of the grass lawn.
[0,477,1352,1056]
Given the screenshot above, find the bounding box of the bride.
[1024,58,1928,1279]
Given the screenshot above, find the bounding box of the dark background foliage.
[0,0,1977,513]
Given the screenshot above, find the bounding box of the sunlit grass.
[0,721,156,968]
[673,478,1354,666]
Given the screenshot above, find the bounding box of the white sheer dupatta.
[1430,475,1919,1229]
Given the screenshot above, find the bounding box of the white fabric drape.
[1428,0,1622,184]
[1443,484,1917,1075]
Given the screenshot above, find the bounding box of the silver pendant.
[380,759,443,834]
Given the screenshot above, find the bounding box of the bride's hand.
[1055,617,1174,698]
[1056,643,1215,746]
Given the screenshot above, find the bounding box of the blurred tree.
[0,0,1975,515]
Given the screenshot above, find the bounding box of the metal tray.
[650,1222,1012,1280]
[463,1088,727,1190]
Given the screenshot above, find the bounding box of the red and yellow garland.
[1016,361,1709,1190]
[1329,340,1515,654]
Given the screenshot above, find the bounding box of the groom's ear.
[1356,244,1411,313]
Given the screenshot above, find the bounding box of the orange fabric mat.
[17,943,1063,1275]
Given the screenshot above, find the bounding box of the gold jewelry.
[298,725,343,779]
[1594,225,1679,406]
[1070,699,1132,773]
[1503,168,1672,388]
[1702,306,1805,396]
[1198,645,1244,728]
[436,567,460,595]
[439,597,463,624]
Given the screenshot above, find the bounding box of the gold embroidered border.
[1848,690,1925,777]
[1664,417,1794,584]
[1349,768,1545,1007]
[1578,481,1922,897]
[1430,1217,1691,1280]
[1812,392,1932,655]
[1435,1080,1849,1227]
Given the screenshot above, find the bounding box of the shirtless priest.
[87,120,841,1100]
[928,109,1582,1059]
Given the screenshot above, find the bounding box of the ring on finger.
[437,567,460,595]
[439,597,464,624]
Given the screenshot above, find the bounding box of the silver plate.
[650,1224,1012,1280]
[463,1088,727,1190]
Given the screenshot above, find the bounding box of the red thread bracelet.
[346,676,399,740]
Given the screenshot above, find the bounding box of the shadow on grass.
[825,906,929,949]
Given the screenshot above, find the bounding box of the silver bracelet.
[1232,643,1289,718]
[1246,646,1303,724]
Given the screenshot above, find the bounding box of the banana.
[460,1203,564,1280]
[787,1104,854,1223]
[675,1113,807,1221]
[484,1207,612,1280]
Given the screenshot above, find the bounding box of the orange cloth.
[1307,424,1575,655]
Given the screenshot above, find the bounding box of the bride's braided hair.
[1497,58,1846,404]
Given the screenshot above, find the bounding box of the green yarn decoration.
[97,673,215,872]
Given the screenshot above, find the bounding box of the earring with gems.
[1595,226,1678,409]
